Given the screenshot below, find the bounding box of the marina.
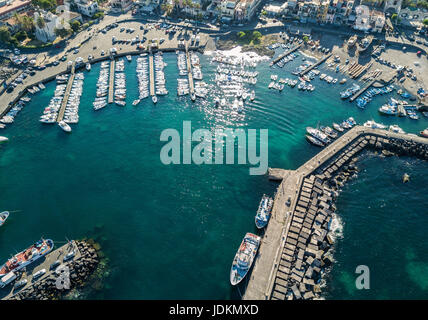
[0,35,427,300]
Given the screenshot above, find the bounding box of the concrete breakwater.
[244,126,427,300]
[2,240,101,300]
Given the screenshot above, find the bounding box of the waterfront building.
[219,0,237,23]
[33,10,68,42]
[110,0,133,13]
[0,0,31,21]
[72,0,99,17]
[139,0,161,13]
[234,0,262,22]
[354,4,385,33]
[383,0,402,15]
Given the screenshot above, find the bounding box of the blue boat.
[255,194,273,229]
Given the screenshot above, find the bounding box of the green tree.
[252,31,262,43]
[237,31,246,38]
[93,11,104,20]
[0,26,11,43]
[15,30,28,41]
[423,18,428,26]
[70,20,81,32]
[54,27,71,38]
[303,35,309,43]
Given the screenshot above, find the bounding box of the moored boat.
[306,134,325,147]
[0,211,9,227]
[86,63,91,71]
[152,95,158,104]
[230,233,261,286]
[0,239,54,277]
[58,121,72,133]
[255,195,273,229]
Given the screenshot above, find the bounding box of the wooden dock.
[149,53,155,96]
[108,60,115,104]
[271,44,302,66]
[299,53,332,76]
[56,64,75,122]
[349,79,377,102]
[186,48,194,95]
[243,126,428,300]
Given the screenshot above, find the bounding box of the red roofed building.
[0,0,32,21]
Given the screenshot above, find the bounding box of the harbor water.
[0,49,427,299]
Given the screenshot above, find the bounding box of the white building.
[34,10,67,42]
[139,0,161,13]
[110,0,133,13]
[74,0,99,17]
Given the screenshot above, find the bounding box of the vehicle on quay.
[230,233,261,286]
[0,239,54,277]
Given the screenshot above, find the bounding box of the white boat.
[152,96,157,104]
[0,136,8,143]
[58,121,72,133]
[126,55,132,62]
[86,63,91,71]
[132,99,141,106]
[0,211,9,227]
[250,90,255,101]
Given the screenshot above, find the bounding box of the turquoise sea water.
[0,50,427,299]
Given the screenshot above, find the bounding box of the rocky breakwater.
[367,135,428,160]
[9,240,101,300]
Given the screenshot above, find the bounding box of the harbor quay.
[0,240,101,300]
[244,126,428,300]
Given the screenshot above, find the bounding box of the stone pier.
[244,126,428,300]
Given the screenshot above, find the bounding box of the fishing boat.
[306,127,330,144]
[38,83,45,90]
[420,128,428,138]
[363,120,386,129]
[332,123,344,132]
[320,126,338,139]
[340,84,360,99]
[230,233,261,286]
[126,55,132,62]
[115,100,126,107]
[190,92,196,102]
[0,211,9,227]
[152,95,158,104]
[58,121,72,133]
[339,78,347,84]
[0,239,54,277]
[0,136,8,143]
[347,35,357,47]
[306,134,325,147]
[132,99,141,106]
[86,63,91,71]
[255,195,273,229]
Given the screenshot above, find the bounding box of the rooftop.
[0,0,31,18]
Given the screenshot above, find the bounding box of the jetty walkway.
[186,47,195,95]
[108,60,115,104]
[299,53,332,76]
[56,64,75,122]
[149,53,155,96]
[271,44,302,66]
[349,78,377,102]
[243,126,428,300]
